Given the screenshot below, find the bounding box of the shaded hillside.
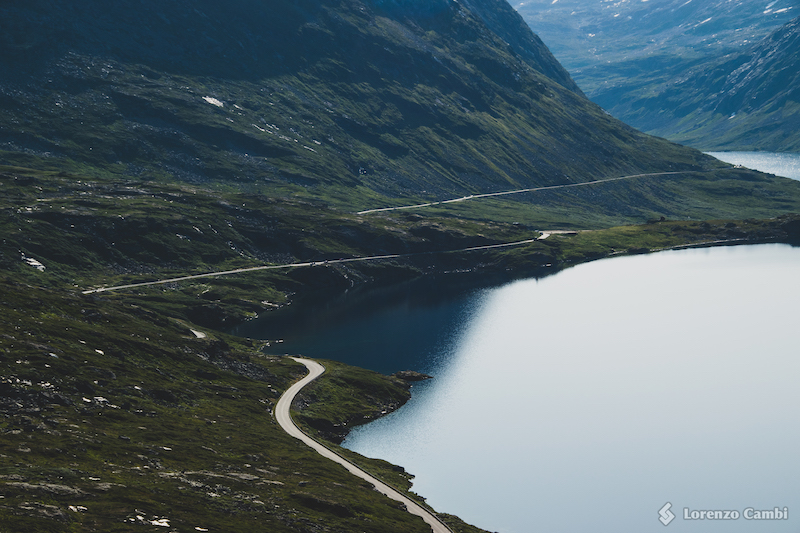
[2,1,800,531]
[1,0,722,210]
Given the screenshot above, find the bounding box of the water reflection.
[230,272,504,374]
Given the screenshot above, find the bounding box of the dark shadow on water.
[230,271,531,375]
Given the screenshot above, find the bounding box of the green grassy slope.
[0,0,741,207]
[0,280,446,532]
[2,162,800,531]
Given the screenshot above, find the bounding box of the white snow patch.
[21,254,45,271]
[190,329,207,339]
[202,96,224,108]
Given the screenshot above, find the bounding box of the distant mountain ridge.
[590,15,800,151]
[514,0,798,151]
[515,0,796,71]
[0,0,714,206]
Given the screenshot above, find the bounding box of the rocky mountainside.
[515,0,798,150]
[611,16,800,151]
[516,0,796,71]
[1,0,720,209]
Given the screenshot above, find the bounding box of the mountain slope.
[515,0,798,151]
[1,0,725,210]
[514,0,796,73]
[607,16,800,151]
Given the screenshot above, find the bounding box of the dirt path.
[356,171,696,215]
[81,239,540,294]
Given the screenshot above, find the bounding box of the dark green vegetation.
[0,279,441,532]
[0,0,753,205]
[516,0,800,151]
[3,164,799,532]
[2,0,800,531]
[293,360,413,445]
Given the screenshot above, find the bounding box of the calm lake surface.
[239,244,800,533]
[707,151,800,181]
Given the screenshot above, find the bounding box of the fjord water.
[707,151,800,181]
[241,243,800,532]
[341,245,800,532]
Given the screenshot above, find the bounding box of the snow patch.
[202,96,224,108]
[21,254,45,271]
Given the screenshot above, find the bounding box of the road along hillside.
[275,357,453,533]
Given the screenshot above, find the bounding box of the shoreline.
[276,358,453,533]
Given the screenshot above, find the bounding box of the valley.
[515,0,799,151]
[1,0,799,531]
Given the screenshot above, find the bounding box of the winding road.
[275,357,452,533]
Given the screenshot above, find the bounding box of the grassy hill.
[0,0,744,206]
